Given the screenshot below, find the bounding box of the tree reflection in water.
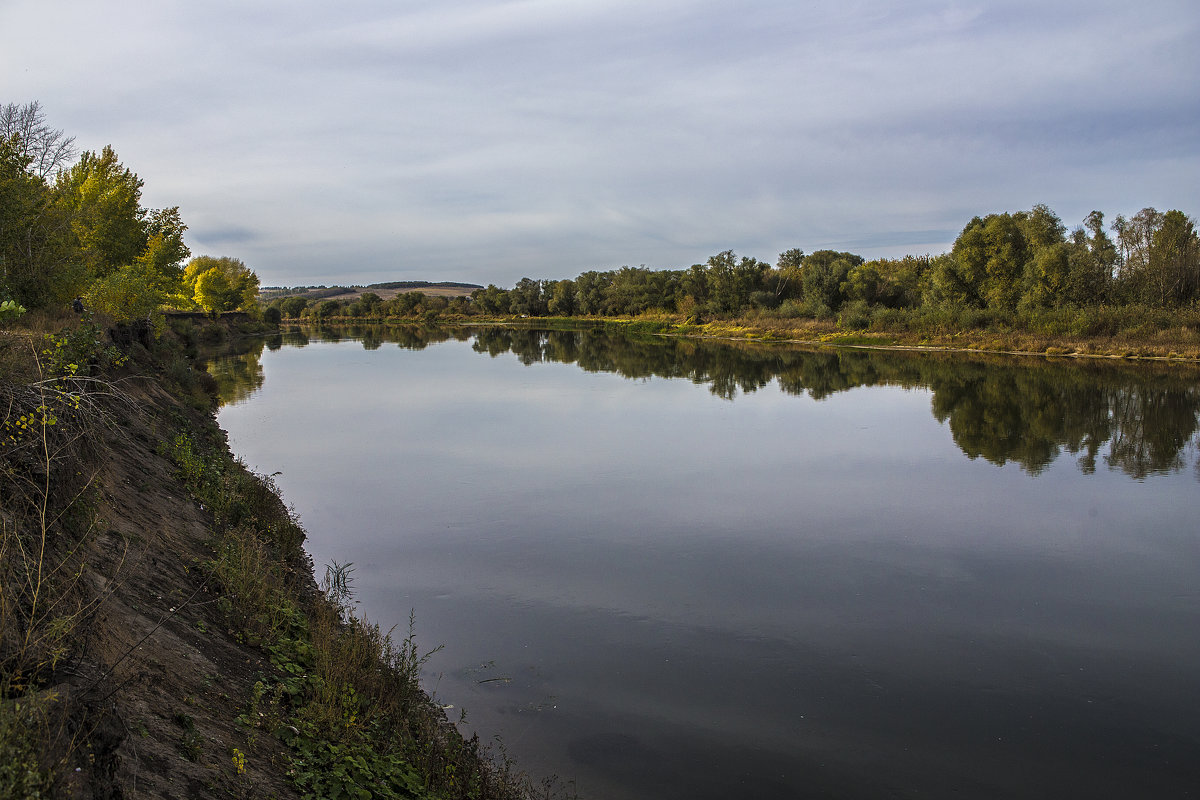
[207,324,1200,479]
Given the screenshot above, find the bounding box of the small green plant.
[0,698,53,797]
[41,323,127,378]
[0,299,27,322]
[175,712,203,761]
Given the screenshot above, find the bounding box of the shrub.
[837,300,872,330]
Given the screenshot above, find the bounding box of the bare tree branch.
[0,101,77,179]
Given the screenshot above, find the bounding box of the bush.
[837,300,872,330]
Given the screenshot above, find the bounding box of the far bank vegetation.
[270,205,1200,359]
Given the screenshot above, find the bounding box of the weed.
[175,712,203,761]
[231,746,246,775]
[0,697,54,797]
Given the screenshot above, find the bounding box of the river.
[211,324,1200,799]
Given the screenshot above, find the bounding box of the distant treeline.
[268,204,1200,341]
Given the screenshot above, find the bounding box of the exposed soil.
[5,318,538,800]
[56,374,305,799]
[0,322,308,798]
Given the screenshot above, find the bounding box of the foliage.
[430,203,1198,349]
[54,146,148,279]
[184,255,260,313]
[83,262,170,325]
[278,296,309,318]
[40,323,128,378]
[285,729,425,800]
[0,135,82,308]
[0,299,27,322]
[0,698,54,798]
[0,102,272,322]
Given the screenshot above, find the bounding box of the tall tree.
[944,213,1030,310]
[508,277,546,316]
[547,279,578,316]
[1112,207,1163,299]
[1147,210,1200,305]
[770,248,805,302]
[54,146,147,278]
[0,135,81,307]
[705,250,767,313]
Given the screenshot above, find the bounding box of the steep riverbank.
[0,315,532,799]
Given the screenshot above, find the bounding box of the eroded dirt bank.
[1,318,531,799]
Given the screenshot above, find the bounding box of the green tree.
[1070,211,1117,304]
[681,263,705,311]
[1147,210,1200,305]
[508,277,546,316]
[358,291,383,311]
[705,250,767,314]
[183,255,260,312]
[470,285,510,315]
[769,248,805,302]
[387,291,424,316]
[841,262,883,305]
[279,296,308,318]
[54,146,147,279]
[573,271,612,315]
[1112,207,1162,302]
[1019,203,1066,252]
[867,255,933,308]
[943,213,1030,310]
[547,279,578,316]
[1022,241,1074,309]
[138,206,190,282]
[0,135,81,307]
[312,299,340,320]
[84,262,168,322]
[801,253,857,311]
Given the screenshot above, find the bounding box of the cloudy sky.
[3,1,1197,287]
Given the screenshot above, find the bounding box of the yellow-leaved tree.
[183,255,260,313]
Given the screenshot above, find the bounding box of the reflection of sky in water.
[218,334,1200,800]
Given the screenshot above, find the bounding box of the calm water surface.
[212,326,1200,799]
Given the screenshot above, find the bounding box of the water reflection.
[208,324,1200,479]
[211,323,1200,800]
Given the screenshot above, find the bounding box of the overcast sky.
[3,1,1197,287]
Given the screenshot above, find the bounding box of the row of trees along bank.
[269,204,1199,345]
[471,205,1198,320]
[0,101,260,325]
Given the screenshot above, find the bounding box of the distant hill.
[367,280,482,291]
[260,281,483,302]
